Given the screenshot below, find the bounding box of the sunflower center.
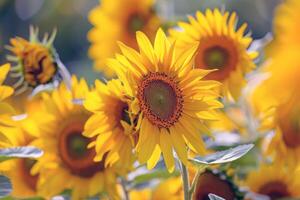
[22,46,57,87]
[67,132,90,159]
[137,72,183,128]
[21,158,38,190]
[203,46,229,69]
[195,37,238,81]
[128,13,145,33]
[258,181,290,200]
[194,172,235,200]
[59,121,104,178]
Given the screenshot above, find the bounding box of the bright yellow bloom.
[152,177,183,200]
[268,0,300,55]
[0,119,42,198]
[107,29,222,172]
[170,9,257,100]
[88,0,161,77]
[245,163,300,199]
[0,63,15,147]
[31,76,119,199]
[251,50,300,163]
[6,27,58,93]
[0,64,14,101]
[83,79,135,172]
[129,189,152,200]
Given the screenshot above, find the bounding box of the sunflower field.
[0,0,299,199]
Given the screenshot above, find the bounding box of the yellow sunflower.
[268,0,300,55]
[0,63,15,147]
[6,27,58,93]
[245,163,300,199]
[107,29,222,172]
[170,9,257,100]
[0,116,45,198]
[251,50,300,163]
[83,79,135,171]
[31,76,119,199]
[152,176,183,200]
[0,63,14,102]
[88,0,161,77]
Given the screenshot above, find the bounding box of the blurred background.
[0,0,281,84]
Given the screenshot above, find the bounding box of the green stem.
[180,161,190,200]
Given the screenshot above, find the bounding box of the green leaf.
[0,146,43,162]
[189,144,254,166]
[208,194,225,200]
[0,175,12,198]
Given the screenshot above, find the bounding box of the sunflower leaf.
[189,144,254,166]
[208,194,225,200]
[0,146,43,162]
[0,175,12,198]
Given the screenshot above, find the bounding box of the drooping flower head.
[88,0,161,77]
[31,76,118,199]
[83,79,136,172]
[108,29,223,172]
[6,27,66,94]
[192,169,244,200]
[170,9,257,100]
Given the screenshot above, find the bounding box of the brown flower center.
[21,158,38,190]
[22,45,57,87]
[278,104,300,148]
[194,172,235,200]
[137,72,183,128]
[258,181,290,200]
[128,13,146,34]
[195,36,238,81]
[59,121,104,178]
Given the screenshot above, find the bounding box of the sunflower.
[129,189,151,200]
[88,0,161,77]
[250,50,300,162]
[0,63,14,102]
[152,176,183,200]
[6,27,59,93]
[268,0,300,55]
[83,79,135,171]
[0,63,15,147]
[170,9,257,100]
[0,117,44,198]
[107,29,222,172]
[245,163,300,199]
[31,76,119,199]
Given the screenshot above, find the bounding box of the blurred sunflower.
[0,117,44,198]
[83,79,135,171]
[88,0,161,77]
[170,9,257,100]
[107,29,222,172]
[6,27,59,93]
[268,0,300,55]
[0,64,14,102]
[0,63,15,147]
[245,163,300,199]
[152,176,183,200]
[251,50,300,162]
[31,76,118,199]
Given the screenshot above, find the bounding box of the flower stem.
[180,161,190,200]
